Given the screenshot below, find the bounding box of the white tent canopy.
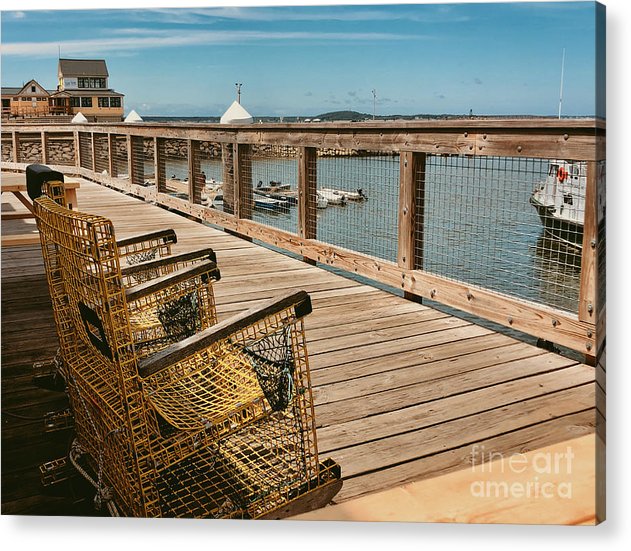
[124,110,143,123]
[71,112,88,124]
[220,101,253,124]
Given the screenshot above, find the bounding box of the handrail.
[1,120,605,357]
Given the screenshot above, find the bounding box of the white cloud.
[2,29,420,57]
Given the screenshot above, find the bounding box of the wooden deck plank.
[315,354,580,427]
[1,176,597,521]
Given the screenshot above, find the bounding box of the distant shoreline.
[142,113,600,124]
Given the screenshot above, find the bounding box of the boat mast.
[558,48,565,119]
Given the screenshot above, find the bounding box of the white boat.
[204,181,223,202]
[529,160,586,249]
[321,187,367,201]
[254,195,290,212]
[256,180,291,192]
[316,192,329,209]
[318,188,347,206]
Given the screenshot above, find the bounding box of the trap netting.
[142,311,307,432]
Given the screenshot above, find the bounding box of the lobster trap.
[31,166,341,518]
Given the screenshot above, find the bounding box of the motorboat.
[318,188,347,206]
[529,160,586,249]
[321,187,367,201]
[254,195,290,212]
[256,180,291,192]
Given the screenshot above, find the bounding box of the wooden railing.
[1,119,605,358]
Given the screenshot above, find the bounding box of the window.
[110,97,121,108]
[70,97,80,107]
[31,86,36,92]
[77,77,106,88]
[98,97,110,108]
[21,97,30,101]
[81,97,92,107]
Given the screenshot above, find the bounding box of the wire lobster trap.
[32,175,341,518]
[415,155,585,314]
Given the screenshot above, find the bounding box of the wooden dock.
[1,176,597,520]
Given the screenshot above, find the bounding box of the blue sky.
[1,1,603,118]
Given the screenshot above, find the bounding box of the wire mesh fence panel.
[162,139,189,200]
[1,138,13,162]
[78,132,92,170]
[94,133,109,174]
[315,151,400,263]
[18,134,44,163]
[596,160,606,313]
[197,141,225,211]
[46,133,75,166]
[137,138,156,190]
[239,145,299,234]
[111,135,128,179]
[129,136,147,188]
[415,155,585,314]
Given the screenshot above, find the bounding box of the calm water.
[157,155,581,314]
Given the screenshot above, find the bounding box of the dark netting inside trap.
[125,247,158,266]
[242,326,295,412]
[155,447,249,519]
[157,292,202,342]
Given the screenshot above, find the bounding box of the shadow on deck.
[1,177,596,519]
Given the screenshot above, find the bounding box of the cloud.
[304,91,313,97]
[3,29,419,57]
[138,6,469,25]
[348,91,358,98]
[474,78,483,85]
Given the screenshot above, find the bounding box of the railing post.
[398,151,426,301]
[126,135,134,184]
[578,160,602,364]
[221,144,235,215]
[108,133,115,177]
[41,131,48,165]
[188,139,202,204]
[233,143,252,219]
[155,137,166,193]
[74,130,81,170]
[12,131,19,164]
[298,147,317,241]
[90,132,97,173]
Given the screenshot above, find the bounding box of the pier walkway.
[1,176,596,520]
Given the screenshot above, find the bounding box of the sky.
[1,1,604,118]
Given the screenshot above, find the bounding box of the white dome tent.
[71,112,88,124]
[220,101,253,125]
[124,110,143,123]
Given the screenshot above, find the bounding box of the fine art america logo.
[470,445,575,500]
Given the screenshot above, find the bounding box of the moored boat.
[321,187,367,201]
[254,195,290,211]
[318,188,347,206]
[529,160,586,249]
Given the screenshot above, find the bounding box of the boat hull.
[529,195,584,249]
